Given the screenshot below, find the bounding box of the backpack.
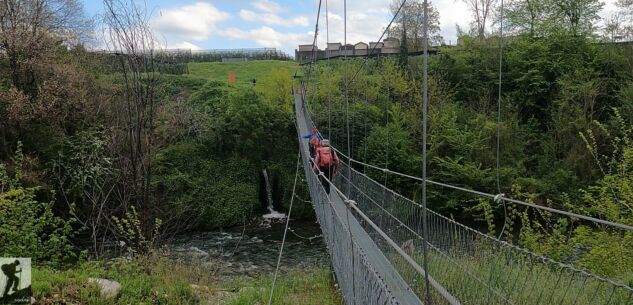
[317,147,333,167]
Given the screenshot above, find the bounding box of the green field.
[188,60,300,85]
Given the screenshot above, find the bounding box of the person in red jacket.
[312,139,340,194]
[303,127,321,159]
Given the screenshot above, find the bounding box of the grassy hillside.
[188,60,300,86]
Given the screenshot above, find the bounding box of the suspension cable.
[487,1,507,302]
[342,1,357,303]
[304,0,323,99]
[420,0,432,302]
[267,152,302,305]
[496,0,508,242]
[326,0,332,142]
[347,0,409,84]
[337,170,516,304]
[331,148,633,232]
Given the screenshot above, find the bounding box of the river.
[167,220,328,278]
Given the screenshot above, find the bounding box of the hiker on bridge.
[303,127,321,159]
[1,260,21,297]
[312,139,340,194]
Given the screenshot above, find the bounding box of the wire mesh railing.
[334,161,633,305]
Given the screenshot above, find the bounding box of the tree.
[0,0,90,96]
[462,0,497,38]
[505,0,603,37]
[602,12,629,42]
[389,0,443,47]
[617,0,633,40]
[399,10,410,70]
[504,0,553,36]
[0,0,92,158]
[102,0,163,240]
[555,0,603,36]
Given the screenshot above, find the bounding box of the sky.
[81,0,624,56]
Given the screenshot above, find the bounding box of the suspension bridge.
[294,89,633,305]
[265,0,633,304]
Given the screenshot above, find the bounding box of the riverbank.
[33,254,343,305]
[32,221,342,304]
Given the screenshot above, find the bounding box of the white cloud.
[152,2,230,41]
[312,10,390,49]
[252,0,286,13]
[312,0,470,47]
[240,9,309,27]
[167,41,203,50]
[435,0,471,44]
[221,26,311,49]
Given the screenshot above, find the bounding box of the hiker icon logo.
[0,258,31,304]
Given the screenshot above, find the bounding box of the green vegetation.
[0,143,75,264]
[306,8,633,282]
[188,61,299,86]
[32,256,341,305]
[225,268,343,305]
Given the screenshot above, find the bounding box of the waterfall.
[262,169,286,219]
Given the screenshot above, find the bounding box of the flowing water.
[262,168,286,219]
[167,220,327,278]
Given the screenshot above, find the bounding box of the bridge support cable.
[331,151,633,305]
[488,0,507,302]
[325,0,332,143]
[340,1,360,304]
[331,148,633,233]
[347,0,408,85]
[267,152,301,305]
[421,0,432,302]
[346,154,633,304]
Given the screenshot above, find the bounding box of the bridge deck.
[295,94,423,305]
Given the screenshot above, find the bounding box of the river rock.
[88,277,122,299]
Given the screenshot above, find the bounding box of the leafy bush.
[0,143,75,265]
[153,142,258,229]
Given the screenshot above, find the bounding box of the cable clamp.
[494,193,505,203]
[344,199,357,206]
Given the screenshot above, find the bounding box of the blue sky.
[81,0,621,55]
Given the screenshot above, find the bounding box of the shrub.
[0,143,75,265]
